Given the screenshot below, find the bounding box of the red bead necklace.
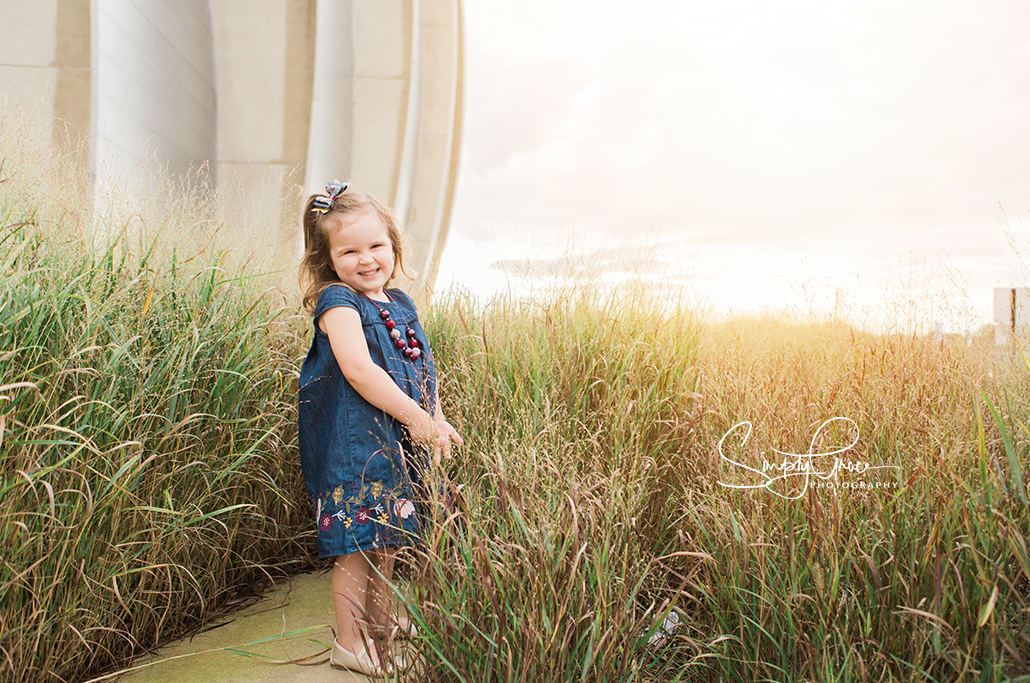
[364,293,422,360]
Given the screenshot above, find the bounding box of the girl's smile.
[327,210,395,300]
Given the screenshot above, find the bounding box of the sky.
[436,0,1030,331]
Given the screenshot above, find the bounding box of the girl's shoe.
[330,639,385,676]
[385,646,410,671]
[383,615,418,639]
[368,622,412,670]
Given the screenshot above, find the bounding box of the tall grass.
[406,300,1030,681]
[2,101,1028,683]
[0,107,310,683]
[405,293,703,682]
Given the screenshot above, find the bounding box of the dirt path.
[113,570,376,682]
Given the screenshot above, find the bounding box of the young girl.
[297,182,462,675]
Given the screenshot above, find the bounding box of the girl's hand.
[433,419,463,466]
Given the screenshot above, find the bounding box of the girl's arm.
[320,306,437,445]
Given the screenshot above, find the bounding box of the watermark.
[717,417,902,500]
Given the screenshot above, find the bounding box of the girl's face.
[326,210,396,300]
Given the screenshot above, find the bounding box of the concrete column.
[350,0,410,204]
[304,0,463,301]
[90,0,217,190]
[305,0,355,191]
[1,0,462,300]
[406,0,462,301]
[210,0,315,249]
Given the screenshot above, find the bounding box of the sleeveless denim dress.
[298,285,437,557]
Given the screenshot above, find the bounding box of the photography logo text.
[716,417,902,500]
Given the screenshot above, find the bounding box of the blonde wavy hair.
[298,187,414,312]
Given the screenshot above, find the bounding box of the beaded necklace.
[364,293,422,360]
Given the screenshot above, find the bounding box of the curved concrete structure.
[91,0,217,190]
[0,0,462,299]
[301,0,463,298]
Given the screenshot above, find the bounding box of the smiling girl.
[297,182,462,675]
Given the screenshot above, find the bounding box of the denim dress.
[298,285,437,557]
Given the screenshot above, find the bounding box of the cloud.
[461,51,587,176]
[454,0,1030,247]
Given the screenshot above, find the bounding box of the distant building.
[0,0,463,298]
[993,287,1030,346]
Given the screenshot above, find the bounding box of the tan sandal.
[330,638,387,676]
[367,623,411,670]
[379,615,418,639]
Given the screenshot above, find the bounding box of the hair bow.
[312,181,348,214]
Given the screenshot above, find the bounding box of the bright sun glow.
[441,0,1030,331]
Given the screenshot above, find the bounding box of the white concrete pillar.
[406,0,462,300]
[305,0,355,191]
[304,0,462,300]
[1,0,462,299]
[90,0,217,189]
[210,0,315,252]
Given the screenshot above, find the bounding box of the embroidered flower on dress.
[371,481,384,498]
[319,513,334,531]
[394,498,415,519]
[355,506,371,525]
[332,485,345,504]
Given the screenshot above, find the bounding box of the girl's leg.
[367,549,415,635]
[331,552,380,664]
[365,548,396,627]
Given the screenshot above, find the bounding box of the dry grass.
[0,105,312,683]
[402,296,1029,682]
[1,103,1027,683]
